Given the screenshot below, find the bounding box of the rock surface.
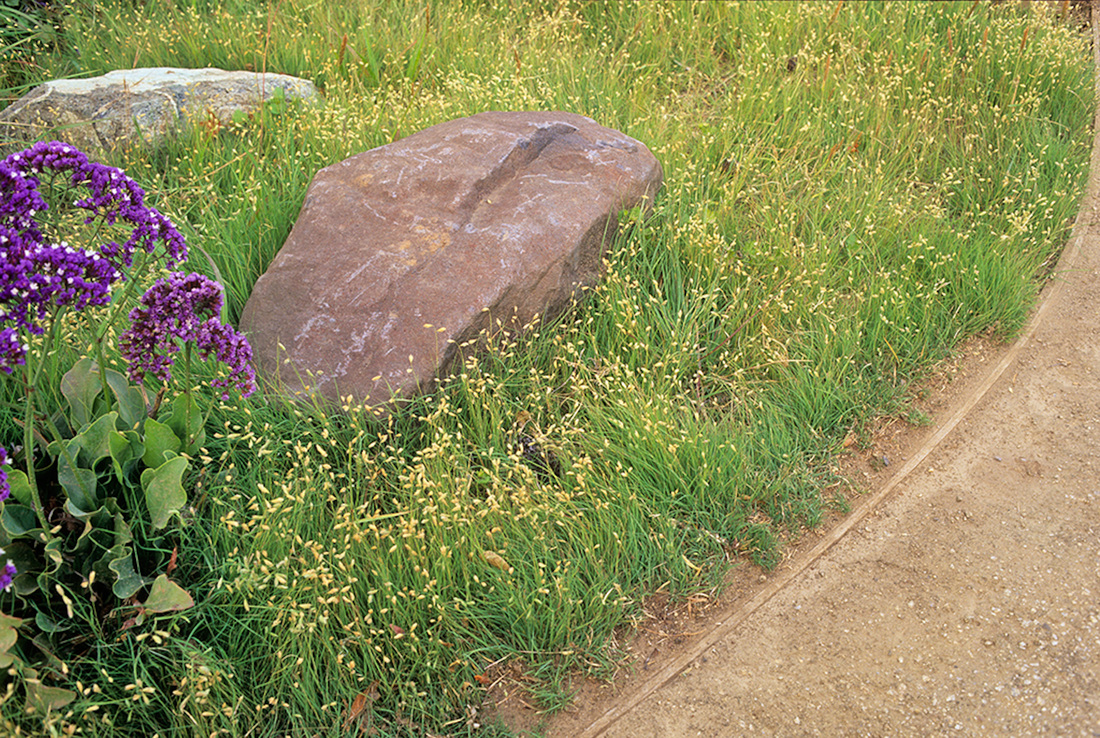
[0,67,318,155]
[240,110,663,409]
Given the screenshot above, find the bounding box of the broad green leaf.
[12,572,37,597]
[33,610,71,634]
[56,447,98,515]
[1,504,39,538]
[0,613,22,669]
[166,394,205,454]
[59,358,99,429]
[142,417,181,468]
[109,503,133,546]
[108,429,144,484]
[96,508,135,590]
[104,367,148,431]
[72,505,113,557]
[64,496,96,522]
[108,547,146,599]
[4,469,32,506]
[141,574,194,613]
[141,456,188,530]
[23,669,76,714]
[7,542,42,596]
[75,412,117,468]
[95,505,136,589]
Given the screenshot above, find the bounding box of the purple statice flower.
[120,272,255,399]
[3,141,188,270]
[194,318,256,399]
[0,323,26,373]
[0,554,15,592]
[0,161,48,238]
[14,240,120,325]
[0,142,189,369]
[0,445,9,502]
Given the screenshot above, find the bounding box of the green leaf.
[75,411,117,468]
[141,574,194,614]
[107,547,145,599]
[60,360,147,432]
[1,504,39,538]
[59,358,99,429]
[140,455,188,530]
[71,505,113,555]
[7,542,42,596]
[103,367,148,431]
[165,394,205,455]
[42,537,63,570]
[108,500,132,544]
[142,417,181,468]
[55,440,98,515]
[5,469,32,506]
[98,510,138,598]
[33,610,71,634]
[0,613,22,669]
[23,668,76,714]
[108,429,144,484]
[12,572,37,597]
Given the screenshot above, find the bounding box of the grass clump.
[0,1,1094,735]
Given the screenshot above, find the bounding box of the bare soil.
[491,24,1100,738]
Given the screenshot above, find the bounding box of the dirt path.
[497,16,1100,738]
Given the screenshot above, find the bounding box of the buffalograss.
[0,1,1093,735]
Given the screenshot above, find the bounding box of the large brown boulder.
[0,67,318,155]
[240,111,663,410]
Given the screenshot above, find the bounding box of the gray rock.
[0,67,318,155]
[240,110,663,411]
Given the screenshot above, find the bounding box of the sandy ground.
[492,16,1100,738]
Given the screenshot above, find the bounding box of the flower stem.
[93,249,152,347]
[184,342,196,448]
[21,363,51,536]
[93,334,112,408]
[91,249,155,406]
[20,312,72,539]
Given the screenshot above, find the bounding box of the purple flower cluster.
[0,556,16,592]
[0,141,187,372]
[120,272,255,399]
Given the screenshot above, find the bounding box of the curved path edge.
[567,9,1100,738]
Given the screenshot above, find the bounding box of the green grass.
[0,0,1094,735]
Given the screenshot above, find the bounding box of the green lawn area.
[0,1,1093,735]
